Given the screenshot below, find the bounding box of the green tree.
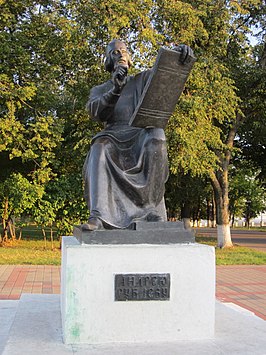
[230,167,266,227]
[159,1,239,247]
[166,173,214,228]
[1,0,265,248]
[228,2,266,226]
[236,43,266,182]
[0,1,77,238]
[0,173,42,242]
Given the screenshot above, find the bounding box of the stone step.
[2,294,266,354]
[2,294,65,355]
[0,300,19,354]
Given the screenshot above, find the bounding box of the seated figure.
[82,39,192,230]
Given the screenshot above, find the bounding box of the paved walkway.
[0,265,265,320]
[216,265,266,320]
[0,265,60,300]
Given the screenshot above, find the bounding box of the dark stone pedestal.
[73,221,195,245]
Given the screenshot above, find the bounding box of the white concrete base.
[61,236,215,345]
[2,295,266,355]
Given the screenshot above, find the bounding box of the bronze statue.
[82,39,194,230]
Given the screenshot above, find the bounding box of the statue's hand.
[173,44,194,64]
[112,65,128,94]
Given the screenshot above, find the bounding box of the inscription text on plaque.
[115,273,170,301]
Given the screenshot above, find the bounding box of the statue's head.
[104,39,132,73]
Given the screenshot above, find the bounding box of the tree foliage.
[230,167,266,227]
[1,0,265,245]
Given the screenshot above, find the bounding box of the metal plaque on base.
[115,273,170,301]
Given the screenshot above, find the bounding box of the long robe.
[83,70,169,229]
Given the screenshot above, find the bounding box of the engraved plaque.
[115,273,170,301]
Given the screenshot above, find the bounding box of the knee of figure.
[146,128,165,140]
[144,138,166,154]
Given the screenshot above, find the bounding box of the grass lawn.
[196,236,266,265]
[0,234,266,266]
[0,239,61,265]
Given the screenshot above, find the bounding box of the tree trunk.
[211,194,216,228]
[195,198,201,227]
[231,213,235,228]
[50,227,54,250]
[210,170,233,248]
[2,218,8,242]
[260,41,266,68]
[211,174,233,248]
[210,113,242,247]
[181,202,191,229]
[2,199,9,241]
[41,227,47,249]
[183,218,191,229]
[8,219,16,240]
[206,198,212,227]
[18,228,22,240]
